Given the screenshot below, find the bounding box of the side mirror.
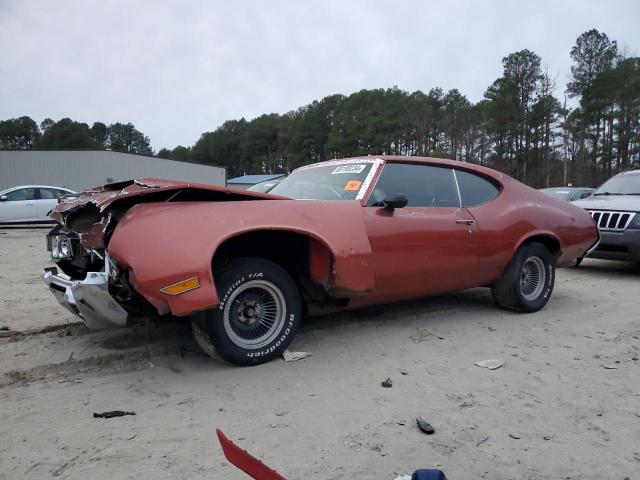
[383,193,408,210]
[0,195,7,202]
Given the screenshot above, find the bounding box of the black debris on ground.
[381,377,393,388]
[416,417,435,434]
[93,411,136,419]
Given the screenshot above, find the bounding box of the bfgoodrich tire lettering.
[491,242,555,313]
[191,257,301,365]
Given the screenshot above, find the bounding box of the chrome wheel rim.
[520,256,546,301]
[223,280,286,349]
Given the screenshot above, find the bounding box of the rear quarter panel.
[469,174,598,284]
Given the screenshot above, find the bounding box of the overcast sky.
[1,0,638,151]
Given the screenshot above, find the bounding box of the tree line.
[2,29,638,187]
[0,117,152,155]
[186,29,638,187]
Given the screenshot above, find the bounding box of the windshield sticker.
[355,159,383,200]
[331,164,367,175]
[344,180,362,191]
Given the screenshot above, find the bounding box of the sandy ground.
[0,228,639,480]
[0,227,77,332]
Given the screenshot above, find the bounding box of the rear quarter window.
[455,170,500,207]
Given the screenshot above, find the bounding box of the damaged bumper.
[42,267,128,330]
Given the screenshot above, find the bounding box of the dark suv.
[574,169,640,264]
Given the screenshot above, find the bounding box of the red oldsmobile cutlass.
[43,156,599,364]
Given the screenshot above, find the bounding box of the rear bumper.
[587,229,640,262]
[42,267,128,329]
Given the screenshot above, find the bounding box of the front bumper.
[43,267,128,329]
[587,229,640,262]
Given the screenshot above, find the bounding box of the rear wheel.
[191,258,301,365]
[492,242,555,312]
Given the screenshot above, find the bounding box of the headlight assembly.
[49,235,74,259]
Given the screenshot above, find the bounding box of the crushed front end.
[43,208,154,329]
[42,177,279,329]
[42,180,181,329]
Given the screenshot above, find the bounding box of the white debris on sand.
[473,359,504,370]
[282,349,313,362]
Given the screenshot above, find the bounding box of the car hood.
[573,195,640,212]
[50,177,283,223]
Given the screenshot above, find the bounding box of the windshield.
[269,159,381,200]
[594,171,640,195]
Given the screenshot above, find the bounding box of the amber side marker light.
[160,276,200,295]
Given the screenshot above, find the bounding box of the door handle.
[456,219,475,225]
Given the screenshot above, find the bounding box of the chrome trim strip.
[586,233,601,256]
[452,169,463,209]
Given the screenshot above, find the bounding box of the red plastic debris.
[216,429,287,480]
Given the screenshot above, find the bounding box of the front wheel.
[491,242,555,312]
[191,258,302,365]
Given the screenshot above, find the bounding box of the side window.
[455,170,500,207]
[368,163,459,208]
[5,188,37,201]
[39,188,62,200]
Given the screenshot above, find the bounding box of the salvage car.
[573,168,640,264]
[43,157,599,365]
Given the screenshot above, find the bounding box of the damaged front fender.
[106,200,375,317]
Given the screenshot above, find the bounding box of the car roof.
[324,155,508,182]
[0,185,75,194]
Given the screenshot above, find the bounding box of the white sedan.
[0,185,76,224]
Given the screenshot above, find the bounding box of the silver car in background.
[540,187,594,202]
[0,185,76,224]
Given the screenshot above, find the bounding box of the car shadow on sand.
[0,286,528,385]
[302,287,497,334]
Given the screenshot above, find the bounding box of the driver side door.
[360,162,479,304]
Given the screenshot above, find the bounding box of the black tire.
[491,242,555,313]
[191,257,301,365]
